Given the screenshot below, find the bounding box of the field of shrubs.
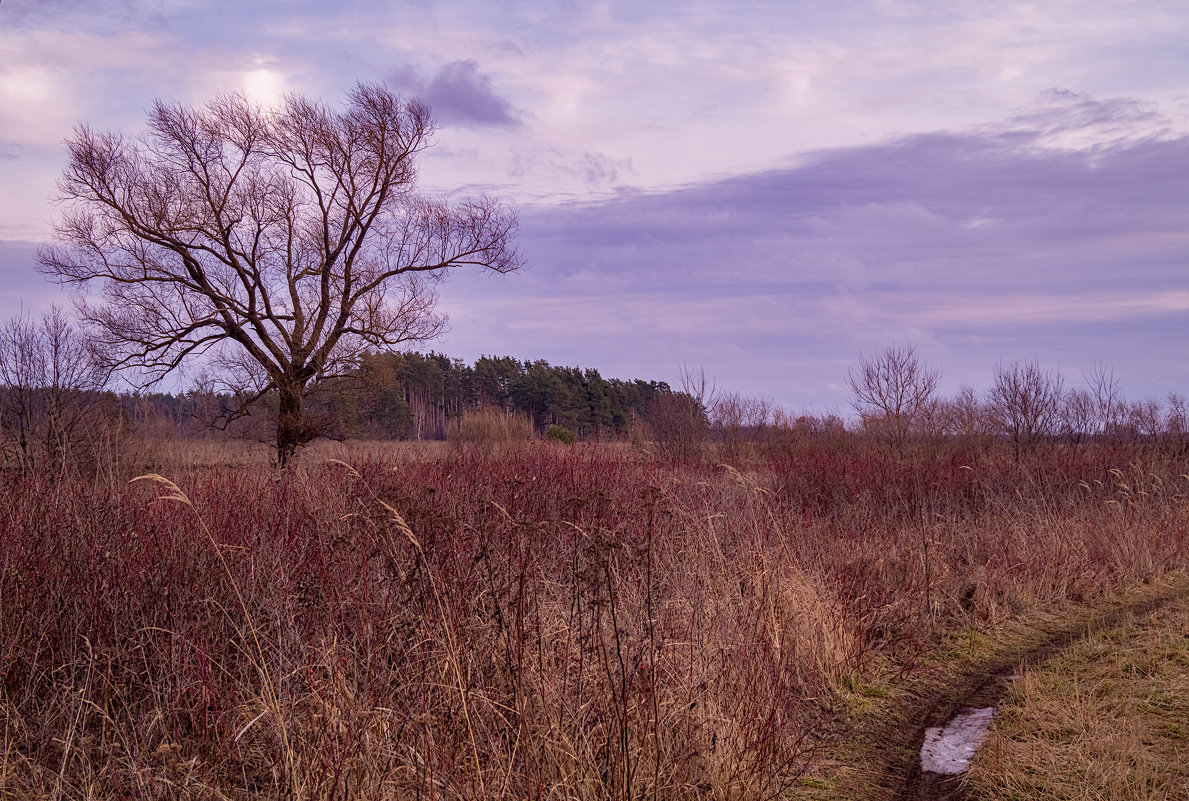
[2,433,1186,799]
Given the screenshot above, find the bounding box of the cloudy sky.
[2,0,1186,412]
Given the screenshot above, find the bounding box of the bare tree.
[1125,397,1164,444]
[0,306,108,477]
[988,359,1065,458]
[1165,393,1187,454]
[949,385,994,439]
[649,364,713,459]
[846,344,941,450]
[39,83,520,464]
[1058,387,1096,448]
[1085,362,1124,439]
[711,391,773,461]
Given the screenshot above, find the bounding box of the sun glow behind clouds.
[198,58,289,107]
[0,65,56,106]
[0,65,69,143]
[239,62,287,106]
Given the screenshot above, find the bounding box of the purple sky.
[2,1,1186,413]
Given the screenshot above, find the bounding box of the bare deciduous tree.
[711,391,773,461]
[948,384,995,442]
[38,83,520,464]
[1085,362,1124,439]
[1165,393,1187,454]
[1059,387,1096,447]
[1125,397,1164,444]
[0,306,108,477]
[988,359,1065,458]
[847,344,941,450]
[649,364,713,459]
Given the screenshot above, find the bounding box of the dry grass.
[965,589,1189,801]
[792,572,1189,801]
[447,407,534,449]
[0,441,1186,799]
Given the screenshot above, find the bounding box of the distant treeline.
[122,352,675,441]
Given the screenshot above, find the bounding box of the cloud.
[1004,89,1175,149]
[507,146,627,188]
[0,240,62,315]
[3,0,175,31]
[436,103,1189,407]
[388,60,521,128]
[513,116,1189,289]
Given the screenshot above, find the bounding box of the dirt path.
[797,575,1189,801]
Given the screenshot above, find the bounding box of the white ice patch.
[920,706,995,775]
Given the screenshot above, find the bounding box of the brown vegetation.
[1,433,1186,799]
[966,590,1189,800]
[0,306,121,480]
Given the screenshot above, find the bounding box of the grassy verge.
[965,588,1189,801]
[791,573,1189,800]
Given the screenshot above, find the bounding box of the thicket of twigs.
[1,438,1186,799]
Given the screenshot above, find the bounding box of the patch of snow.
[920,706,995,775]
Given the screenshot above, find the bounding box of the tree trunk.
[276,382,305,467]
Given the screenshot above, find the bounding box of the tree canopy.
[39,82,520,463]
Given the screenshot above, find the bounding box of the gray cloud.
[438,104,1189,407]
[518,124,1188,289]
[1007,89,1173,142]
[388,60,520,128]
[3,0,162,29]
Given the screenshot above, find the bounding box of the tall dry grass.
[448,406,534,450]
[0,442,1186,799]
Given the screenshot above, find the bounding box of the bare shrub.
[847,343,941,450]
[1124,397,1164,444]
[988,359,1065,457]
[1164,393,1187,454]
[949,384,996,442]
[648,365,713,459]
[1059,387,1096,447]
[648,392,707,458]
[1086,362,1125,438]
[0,306,110,477]
[711,391,773,463]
